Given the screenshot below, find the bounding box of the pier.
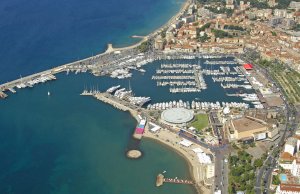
[156,174,194,187]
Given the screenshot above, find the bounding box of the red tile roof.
[280,183,300,192]
[243,63,253,70]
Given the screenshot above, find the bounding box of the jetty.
[156,174,194,187]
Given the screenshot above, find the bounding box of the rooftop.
[280,152,294,162]
[232,117,267,133]
[280,183,300,192]
[161,108,194,124]
[286,137,298,146]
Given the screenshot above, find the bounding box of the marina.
[147,100,249,110]
[0,52,268,113]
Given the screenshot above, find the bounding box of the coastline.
[143,128,212,194]
[0,0,191,89]
[107,0,191,52]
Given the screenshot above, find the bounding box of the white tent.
[192,147,204,153]
[149,122,161,133]
[196,153,212,164]
[188,126,196,131]
[179,139,193,147]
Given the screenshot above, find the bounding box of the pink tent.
[135,128,144,134]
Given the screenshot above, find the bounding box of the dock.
[156,174,194,187]
[0,91,8,99]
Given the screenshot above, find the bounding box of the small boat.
[163,170,167,173]
[48,91,51,96]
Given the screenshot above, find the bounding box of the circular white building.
[161,108,194,125]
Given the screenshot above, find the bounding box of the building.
[230,116,268,141]
[154,35,164,50]
[182,15,195,23]
[289,1,300,11]
[270,17,283,26]
[268,0,278,7]
[161,108,194,126]
[279,152,294,170]
[274,9,287,18]
[243,63,253,70]
[226,0,235,9]
[291,157,300,177]
[276,183,300,194]
[282,19,296,30]
[284,137,298,156]
[206,164,215,179]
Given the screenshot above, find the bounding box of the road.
[240,50,299,194]
[214,148,229,194]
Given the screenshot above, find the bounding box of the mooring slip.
[156,174,194,187]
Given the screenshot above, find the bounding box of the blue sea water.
[0,74,197,194]
[0,0,183,83]
[0,0,198,193]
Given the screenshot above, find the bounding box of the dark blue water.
[0,0,183,83]
[0,0,199,193]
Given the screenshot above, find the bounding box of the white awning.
[192,147,203,153]
[179,139,193,147]
[188,126,196,131]
[196,153,212,164]
[149,122,161,132]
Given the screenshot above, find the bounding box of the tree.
[197,33,210,43]
[212,29,233,38]
[254,159,263,168]
[137,40,151,52]
[272,175,280,185]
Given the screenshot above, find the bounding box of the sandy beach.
[143,127,212,194]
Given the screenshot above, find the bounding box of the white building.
[291,158,300,177]
[279,152,294,170]
[274,9,287,18]
[206,164,215,179]
[284,137,298,156]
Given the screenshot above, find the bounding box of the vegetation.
[197,33,210,43]
[254,158,263,168]
[212,29,233,38]
[190,113,209,131]
[249,142,256,147]
[231,143,240,150]
[197,0,225,4]
[224,25,245,31]
[247,0,270,9]
[248,0,300,9]
[258,59,300,104]
[275,0,300,9]
[137,40,151,53]
[197,23,211,32]
[272,175,280,185]
[228,150,255,194]
[293,24,300,32]
[160,30,167,39]
[206,7,234,17]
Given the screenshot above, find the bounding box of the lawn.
[258,59,300,104]
[190,113,209,131]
